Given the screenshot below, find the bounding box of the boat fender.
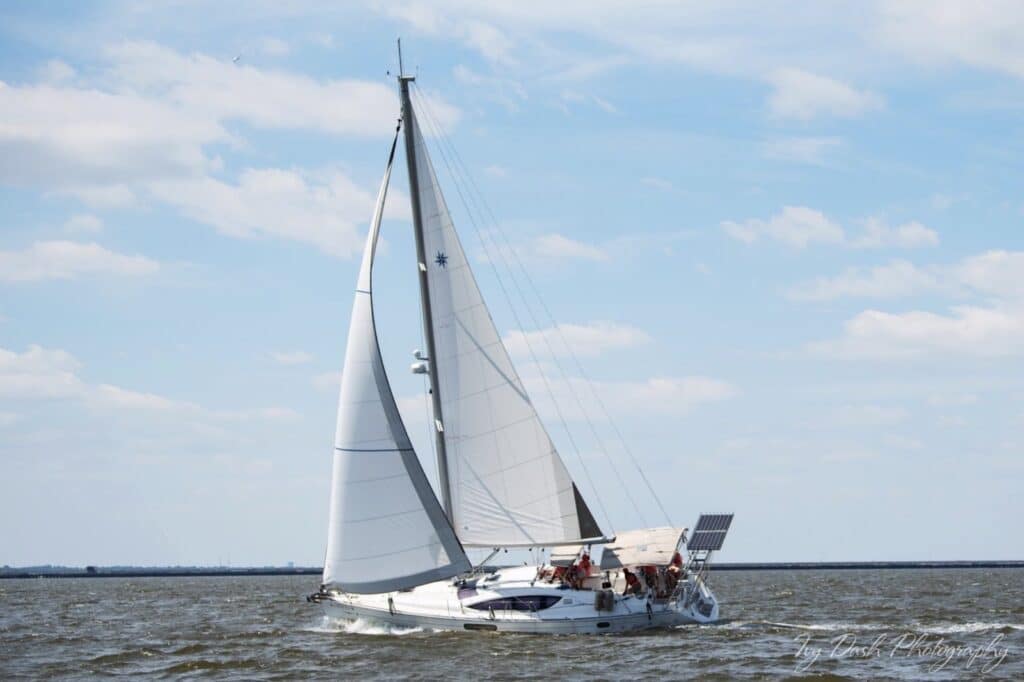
[387,596,395,615]
[645,601,653,621]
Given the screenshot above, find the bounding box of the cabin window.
[468,595,561,611]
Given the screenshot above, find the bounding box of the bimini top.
[599,527,686,570]
[549,545,584,567]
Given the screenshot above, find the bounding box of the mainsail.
[406,102,605,548]
[323,126,471,593]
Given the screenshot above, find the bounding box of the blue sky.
[1,1,1022,566]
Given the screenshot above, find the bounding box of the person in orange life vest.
[666,551,683,590]
[622,568,642,596]
[578,552,591,577]
[568,563,587,590]
[639,565,658,596]
[667,552,683,577]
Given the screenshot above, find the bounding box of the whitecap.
[763,621,888,632]
[915,622,1023,635]
[303,615,427,636]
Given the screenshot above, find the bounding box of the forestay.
[408,105,605,548]
[323,128,471,593]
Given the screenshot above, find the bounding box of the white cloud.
[483,232,609,265]
[91,383,201,413]
[802,248,1024,359]
[557,89,618,115]
[484,165,507,178]
[38,59,76,83]
[89,384,299,422]
[789,250,1024,302]
[378,2,1024,89]
[723,207,938,250]
[63,214,104,233]
[0,344,296,423]
[788,260,945,301]
[810,305,1024,359]
[104,41,438,137]
[385,6,516,66]
[0,345,83,399]
[527,373,737,419]
[147,168,396,259]
[59,184,137,208]
[452,64,528,112]
[762,136,842,165]
[460,19,517,65]
[609,376,736,414]
[0,241,160,282]
[0,42,460,258]
[270,351,313,366]
[877,0,1024,79]
[0,411,21,427]
[312,371,341,391]
[504,321,651,359]
[954,250,1024,300]
[722,206,845,248]
[530,233,607,262]
[767,68,884,120]
[0,80,226,188]
[851,218,939,249]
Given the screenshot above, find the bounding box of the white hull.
[317,565,720,635]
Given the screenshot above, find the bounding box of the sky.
[1,1,1022,567]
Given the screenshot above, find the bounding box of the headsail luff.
[323,123,471,593]
[406,100,607,548]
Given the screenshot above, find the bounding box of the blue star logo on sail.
[434,251,448,268]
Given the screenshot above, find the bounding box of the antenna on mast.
[397,38,404,78]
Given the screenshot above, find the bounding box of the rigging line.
[411,90,634,534]
[412,88,669,528]
[494,212,675,527]
[411,88,615,536]
[412,88,613,534]
[412,96,647,531]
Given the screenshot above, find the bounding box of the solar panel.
[694,513,733,532]
[688,530,727,551]
[688,513,734,551]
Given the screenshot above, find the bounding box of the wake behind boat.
[307,49,734,635]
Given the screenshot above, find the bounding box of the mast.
[398,52,454,521]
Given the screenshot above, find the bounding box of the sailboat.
[308,59,734,634]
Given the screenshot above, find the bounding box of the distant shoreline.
[2,560,1022,579]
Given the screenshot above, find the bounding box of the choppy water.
[1,570,1021,679]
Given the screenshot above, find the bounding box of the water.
[2,570,1021,679]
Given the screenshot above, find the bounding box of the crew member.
[622,568,642,596]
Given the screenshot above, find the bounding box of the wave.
[915,622,1023,635]
[710,620,1023,635]
[304,615,427,637]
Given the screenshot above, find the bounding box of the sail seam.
[343,508,424,523]
[341,541,446,562]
